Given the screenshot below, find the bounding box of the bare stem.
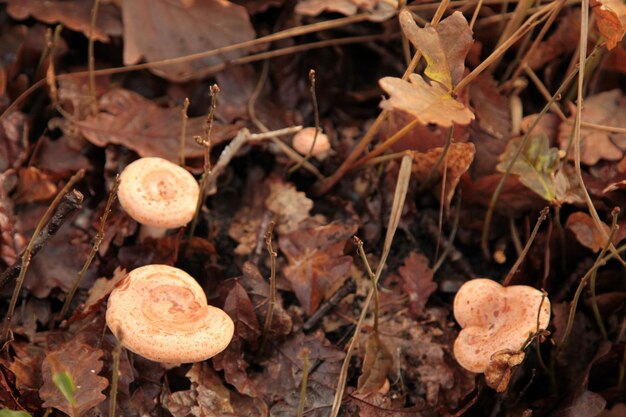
[503,207,549,286]
[88,0,100,115]
[58,175,120,322]
[289,69,321,175]
[179,98,190,167]
[260,221,277,354]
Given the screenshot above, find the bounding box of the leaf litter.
[0,1,625,416]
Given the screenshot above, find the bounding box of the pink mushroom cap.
[453,278,551,373]
[106,265,234,363]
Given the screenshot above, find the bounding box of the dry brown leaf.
[412,142,475,210]
[592,0,626,50]
[483,349,525,392]
[397,252,437,317]
[6,0,122,42]
[469,74,510,140]
[357,331,393,395]
[82,267,127,314]
[122,0,255,81]
[228,168,269,255]
[14,167,57,204]
[558,89,626,165]
[566,211,611,253]
[161,363,236,417]
[265,176,314,234]
[399,10,473,90]
[279,222,357,315]
[76,89,239,162]
[39,341,108,417]
[379,74,474,128]
[295,0,394,21]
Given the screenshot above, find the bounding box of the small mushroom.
[117,157,199,239]
[292,127,331,160]
[106,264,234,363]
[453,278,550,373]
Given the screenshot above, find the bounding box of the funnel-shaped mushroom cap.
[453,278,550,373]
[118,157,199,228]
[292,127,331,157]
[106,265,234,363]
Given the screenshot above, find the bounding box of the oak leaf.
[566,212,611,253]
[39,342,108,417]
[122,0,255,81]
[592,0,626,50]
[379,74,474,128]
[558,89,626,165]
[265,177,314,234]
[411,142,475,210]
[397,252,437,317]
[76,89,239,162]
[279,222,357,315]
[6,0,122,42]
[399,10,473,90]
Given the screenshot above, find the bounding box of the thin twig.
[179,98,190,167]
[58,175,120,322]
[260,221,277,354]
[87,0,100,115]
[288,69,321,175]
[503,207,549,286]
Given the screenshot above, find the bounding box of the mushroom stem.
[139,225,168,241]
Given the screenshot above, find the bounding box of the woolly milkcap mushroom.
[292,127,331,160]
[453,278,550,373]
[117,157,199,238]
[106,264,234,363]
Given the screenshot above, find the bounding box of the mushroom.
[453,278,551,373]
[292,127,331,160]
[117,157,199,239]
[106,264,234,363]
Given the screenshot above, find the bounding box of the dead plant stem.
[260,221,277,355]
[88,0,100,115]
[58,175,120,322]
[179,98,190,167]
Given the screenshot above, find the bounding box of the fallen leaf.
[399,10,473,90]
[555,163,586,205]
[265,176,314,234]
[76,89,239,162]
[122,0,255,81]
[6,0,122,42]
[357,331,393,395]
[592,0,626,50]
[13,167,57,204]
[25,224,97,298]
[601,403,626,417]
[279,222,357,315]
[558,89,626,165]
[397,252,437,317]
[566,211,611,252]
[270,380,334,417]
[251,331,344,398]
[222,280,261,343]
[483,349,525,392]
[295,0,394,21]
[39,342,108,417]
[0,111,27,173]
[412,142,475,210]
[379,74,474,128]
[161,363,235,417]
[82,267,127,314]
[228,168,269,255]
[469,74,511,140]
[497,134,559,202]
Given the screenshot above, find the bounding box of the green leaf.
[52,370,78,410]
[496,134,560,202]
[0,410,33,417]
